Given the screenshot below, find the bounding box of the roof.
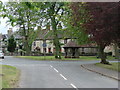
[36,29,72,40]
[64,40,97,48]
[36,29,50,40]
[63,40,80,48]
[79,43,97,48]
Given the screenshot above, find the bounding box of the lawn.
[95,62,120,72]
[16,56,115,61]
[0,65,20,88]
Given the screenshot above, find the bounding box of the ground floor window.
[48,48,52,53]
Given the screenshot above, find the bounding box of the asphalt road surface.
[1,56,119,88]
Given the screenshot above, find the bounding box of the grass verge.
[0,65,20,88]
[15,56,115,61]
[95,62,120,72]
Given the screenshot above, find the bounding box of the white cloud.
[0,18,8,34]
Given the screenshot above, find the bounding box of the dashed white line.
[50,65,77,89]
[60,74,67,80]
[50,65,53,68]
[50,65,67,81]
[70,83,77,88]
[54,68,59,73]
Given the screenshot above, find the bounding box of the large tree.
[65,2,119,64]
[3,2,41,55]
[3,2,66,58]
[38,2,66,59]
[63,2,90,44]
[85,2,119,64]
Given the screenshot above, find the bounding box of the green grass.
[0,65,20,88]
[15,56,115,61]
[95,62,120,72]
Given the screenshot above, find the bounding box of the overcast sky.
[0,0,17,34]
[0,17,17,34]
[0,18,10,34]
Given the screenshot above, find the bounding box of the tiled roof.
[36,29,71,40]
[36,29,50,40]
[79,43,97,48]
[64,40,80,48]
[64,40,97,48]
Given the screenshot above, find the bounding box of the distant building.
[1,28,23,54]
[104,43,120,57]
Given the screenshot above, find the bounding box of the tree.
[63,2,90,45]
[85,2,119,64]
[7,35,16,54]
[38,2,66,59]
[3,2,67,58]
[0,1,3,17]
[0,1,4,21]
[3,2,41,55]
[64,2,119,64]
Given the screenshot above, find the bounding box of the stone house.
[31,27,98,56]
[31,28,72,54]
[104,43,120,57]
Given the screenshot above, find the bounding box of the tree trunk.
[52,19,61,59]
[24,36,31,56]
[99,45,109,64]
[50,3,61,59]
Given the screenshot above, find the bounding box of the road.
[1,56,119,88]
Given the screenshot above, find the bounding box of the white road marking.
[60,74,67,80]
[54,68,59,73]
[50,65,67,81]
[50,65,53,68]
[70,83,77,88]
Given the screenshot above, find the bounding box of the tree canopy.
[85,2,119,64]
[3,2,42,55]
[86,2,119,47]
[62,2,90,45]
[64,2,119,64]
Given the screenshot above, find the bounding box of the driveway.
[2,56,119,88]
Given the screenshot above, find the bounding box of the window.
[48,48,52,53]
[43,48,46,53]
